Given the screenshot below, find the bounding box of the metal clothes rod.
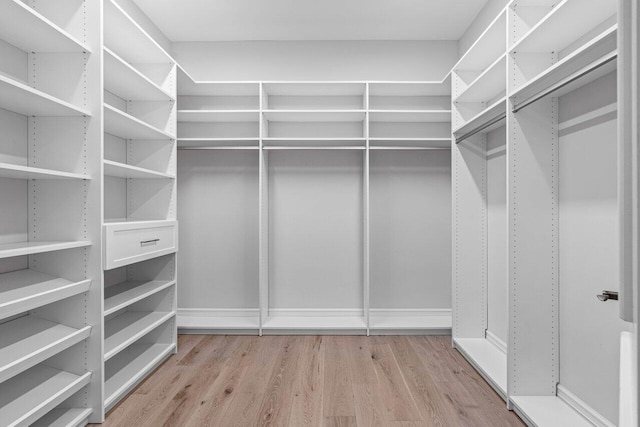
[455,113,506,144]
[512,53,617,113]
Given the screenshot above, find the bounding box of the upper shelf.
[0,163,90,181]
[455,55,506,103]
[104,0,173,65]
[263,82,366,96]
[0,74,91,117]
[177,110,259,123]
[0,0,90,53]
[104,104,175,140]
[455,10,506,71]
[104,48,174,102]
[369,80,450,97]
[369,110,451,123]
[263,110,366,122]
[454,97,507,143]
[512,0,617,53]
[0,240,91,259]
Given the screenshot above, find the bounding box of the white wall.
[114,0,172,53]
[458,0,509,57]
[171,41,457,81]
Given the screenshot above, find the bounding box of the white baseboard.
[178,308,259,317]
[485,329,507,354]
[557,384,615,427]
[177,308,260,331]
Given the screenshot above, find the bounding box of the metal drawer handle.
[597,290,619,302]
[140,238,160,245]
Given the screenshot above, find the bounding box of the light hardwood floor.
[102,335,524,426]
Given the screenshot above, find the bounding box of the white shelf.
[369,314,452,330]
[454,97,507,142]
[177,74,259,97]
[0,163,89,181]
[369,110,451,123]
[263,146,366,151]
[262,315,367,330]
[104,104,175,140]
[177,138,259,149]
[177,110,259,123]
[455,54,506,103]
[104,280,176,317]
[0,270,91,321]
[512,0,617,53]
[31,408,92,427]
[177,315,260,330]
[0,365,91,427]
[104,48,174,102]
[263,82,366,96]
[0,316,91,383]
[104,0,173,65]
[454,338,507,399]
[263,110,366,122]
[369,81,451,97]
[0,74,91,117]
[511,26,617,112]
[0,241,91,259]
[455,10,506,71]
[0,0,90,53]
[369,138,452,149]
[104,311,175,361]
[103,160,174,179]
[105,342,176,410]
[510,395,594,427]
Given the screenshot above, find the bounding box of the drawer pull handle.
[140,239,160,245]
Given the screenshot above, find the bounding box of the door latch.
[596,290,619,302]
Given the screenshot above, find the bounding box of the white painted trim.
[485,329,507,354]
[557,384,615,427]
[178,308,259,317]
[268,308,364,317]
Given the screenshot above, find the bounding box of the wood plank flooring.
[101,335,524,427]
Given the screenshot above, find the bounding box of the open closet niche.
[101,0,178,415]
[176,72,453,334]
[0,0,103,424]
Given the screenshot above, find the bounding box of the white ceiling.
[132,0,488,42]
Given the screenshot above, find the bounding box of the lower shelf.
[453,337,507,400]
[104,280,176,316]
[262,315,367,333]
[510,395,594,427]
[104,311,175,361]
[31,407,92,427]
[177,313,260,331]
[0,365,91,427]
[0,315,91,383]
[105,342,176,411]
[369,312,451,333]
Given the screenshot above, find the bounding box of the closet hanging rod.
[455,113,506,144]
[512,53,617,113]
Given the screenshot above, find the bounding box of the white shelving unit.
[0,0,102,424]
[177,76,452,334]
[101,0,178,416]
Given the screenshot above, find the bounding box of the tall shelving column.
[0,0,102,425]
[101,0,178,416]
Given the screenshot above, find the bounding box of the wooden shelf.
[104,280,176,317]
[263,110,366,122]
[0,316,91,383]
[104,48,174,102]
[104,104,174,140]
[510,395,593,427]
[177,110,259,123]
[31,407,92,427]
[0,74,91,117]
[104,311,175,361]
[104,0,173,65]
[455,54,506,103]
[0,365,91,427]
[0,241,91,260]
[369,110,451,123]
[511,26,617,112]
[454,97,507,142]
[0,0,90,53]
[262,316,367,331]
[105,343,176,410]
[453,338,507,400]
[0,270,91,321]
[0,163,90,181]
[103,160,174,180]
[456,10,506,71]
[512,0,617,53]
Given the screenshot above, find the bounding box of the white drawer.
[104,220,178,269]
